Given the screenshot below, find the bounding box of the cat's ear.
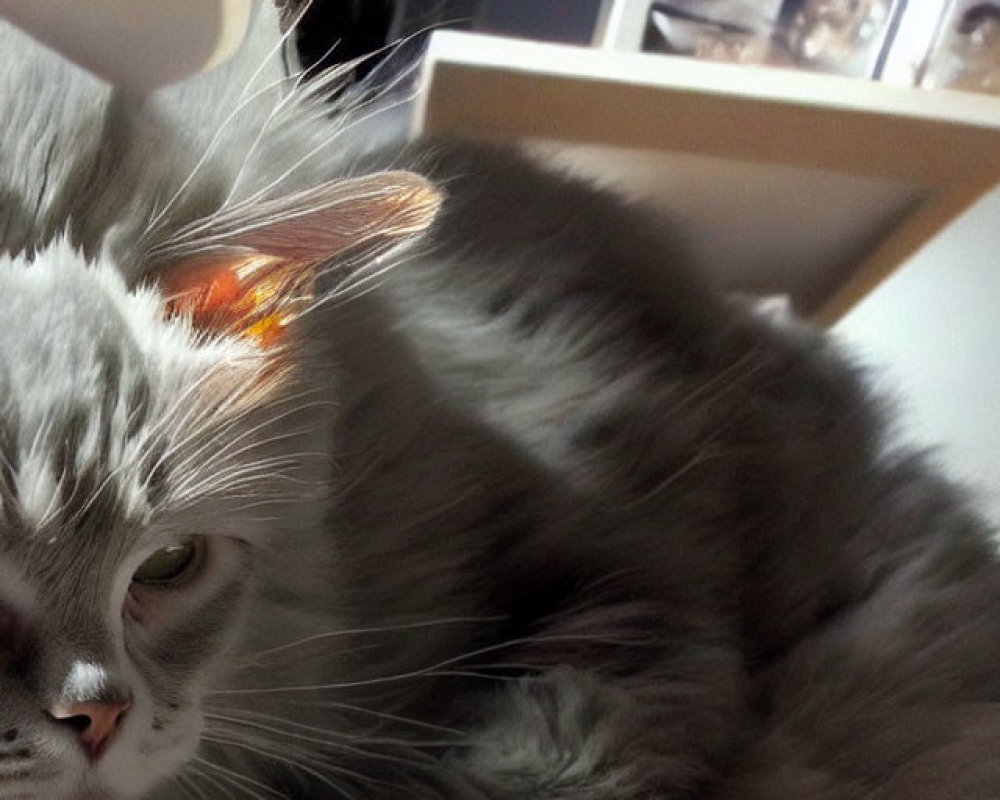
[159,171,441,347]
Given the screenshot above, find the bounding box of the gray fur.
[0,5,998,800]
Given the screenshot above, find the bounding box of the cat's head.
[0,172,439,799]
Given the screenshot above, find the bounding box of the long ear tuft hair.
[153,170,441,347]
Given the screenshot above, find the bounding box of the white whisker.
[211,632,642,695]
[206,712,433,768]
[184,765,239,800]
[241,616,501,662]
[193,756,287,800]
[201,733,361,800]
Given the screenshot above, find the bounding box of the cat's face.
[0,172,440,799]
[0,240,271,800]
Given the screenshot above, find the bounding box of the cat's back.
[320,135,1000,799]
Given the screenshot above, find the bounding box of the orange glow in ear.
[198,269,241,314]
[243,314,287,348]
[164,254,312,349]
[166,262,242,320]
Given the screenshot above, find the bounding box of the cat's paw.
[452,667,705,799]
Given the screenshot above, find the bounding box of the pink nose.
[48,696,132,760]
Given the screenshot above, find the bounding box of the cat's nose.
[48,693,132,760]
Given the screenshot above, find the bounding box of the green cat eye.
[132,537,203,587]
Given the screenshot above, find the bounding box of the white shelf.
[414,29,1000,320]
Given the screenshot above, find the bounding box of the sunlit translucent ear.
[161,171,441,347]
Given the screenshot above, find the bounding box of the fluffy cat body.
[0,5,998,800]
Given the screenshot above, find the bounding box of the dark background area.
[292,0,606,80]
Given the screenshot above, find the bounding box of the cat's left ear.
[158,171,441,347]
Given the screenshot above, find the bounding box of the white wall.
[834,186,1000,525]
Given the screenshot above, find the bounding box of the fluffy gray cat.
[1,5,998,800]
